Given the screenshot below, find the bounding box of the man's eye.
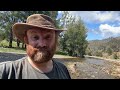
[33,36,39,40]
[45,36,51,40]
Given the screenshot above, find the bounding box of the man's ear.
[24,36,28,44]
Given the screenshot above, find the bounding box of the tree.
[59,12,88,57]
[0,29,5,41]
[106,47,112,56]
[0,11,19,47]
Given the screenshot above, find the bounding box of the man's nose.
[38,39,47,48]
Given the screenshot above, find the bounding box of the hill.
[87,36,120,58]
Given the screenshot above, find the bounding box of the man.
[0,14,71,79]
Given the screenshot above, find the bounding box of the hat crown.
[26,14,56,28]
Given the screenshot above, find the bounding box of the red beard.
[26,44,56,64]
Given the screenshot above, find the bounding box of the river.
[55,56,120,79]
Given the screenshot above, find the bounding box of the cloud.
[58,11,62,14]
[69,11,120,23]
[99,24,120,38]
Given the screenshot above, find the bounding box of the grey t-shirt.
[0,57,71,79]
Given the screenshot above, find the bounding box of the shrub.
[113,53,119,59]
[55,51,67,55]
[0,40,8,47]
[95,50,102,57]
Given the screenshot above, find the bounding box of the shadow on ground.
[0,52,26,62]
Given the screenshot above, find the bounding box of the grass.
[0,47,26,54]
[0,47,80,60]
[0,40,80,59]
[0,40,26,54]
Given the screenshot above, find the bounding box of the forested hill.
[86,36,120,58]
[89,36,120,44]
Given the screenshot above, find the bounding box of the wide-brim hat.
[12,14,65,42]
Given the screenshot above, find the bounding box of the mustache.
[34,46,48,51]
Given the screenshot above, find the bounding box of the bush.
[87,52,92,56]
[55,51,67,55]
[106,48,112,56]
[0,40,8,47]
[0,40,20,48]
[95,51,102,57]
[113,53,119,59]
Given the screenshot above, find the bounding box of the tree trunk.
[22,43,26,49]
[9,29,13,48]
[17,39,20,48]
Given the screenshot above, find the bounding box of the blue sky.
[57,11,120,41]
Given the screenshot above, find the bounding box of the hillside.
[87,36,120,58]
[88,36,120,49]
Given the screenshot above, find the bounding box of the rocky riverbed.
[0,52,120,79]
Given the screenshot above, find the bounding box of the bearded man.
[0,14,71,79]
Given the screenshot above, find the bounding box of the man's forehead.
[27,28,55,34]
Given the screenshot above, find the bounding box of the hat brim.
[12,23,66,42]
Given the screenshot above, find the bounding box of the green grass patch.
[0,40,24,48]
[0,47,26,54]
[0,40,9,47]
[55,51,67,55]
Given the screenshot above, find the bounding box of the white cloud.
[99,24,120,38]
[69,11,120,23]
[58,11,62,14]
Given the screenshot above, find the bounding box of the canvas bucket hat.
[12,14,65,42]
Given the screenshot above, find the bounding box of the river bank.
[85,55,120,62]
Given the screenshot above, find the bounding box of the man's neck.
[27,57,53,73]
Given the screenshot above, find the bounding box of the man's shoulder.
[0,57,27,79]
[0,57,27,66]
[53,58,71,79]
[53,58,67,68]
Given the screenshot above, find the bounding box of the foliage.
[113,52,119,59]
[55,51,67,55]
[95,50,103,57]
[106,47,112,56]
[0,30,5,41]
[86,47,92,56]
[59,12,88,58]
[0,40,9,47]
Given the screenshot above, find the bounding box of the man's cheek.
[27,45,35,55]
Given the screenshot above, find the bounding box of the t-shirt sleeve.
[54,61,71,79]
[0,62,16,79]
[62,64,71,79]
[0,63,4,79]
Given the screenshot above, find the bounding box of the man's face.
[25,28,57,64]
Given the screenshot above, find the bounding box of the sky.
[57,11,120,41]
